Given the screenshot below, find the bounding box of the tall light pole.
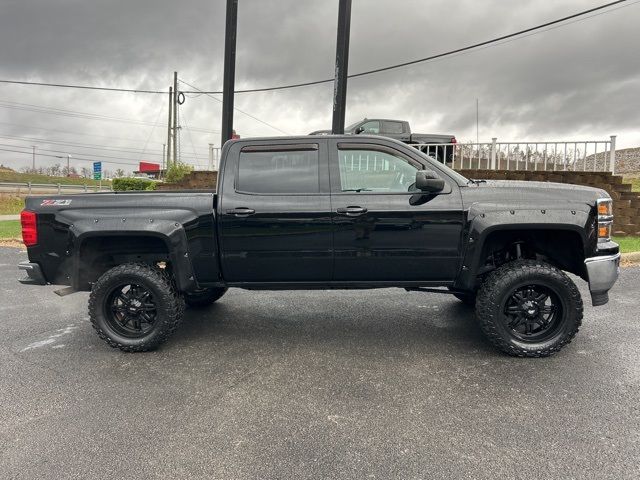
[331,0,352,134]
[66,154,71,176]
[32,145,36,171]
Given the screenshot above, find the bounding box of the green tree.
[165,161,193,183]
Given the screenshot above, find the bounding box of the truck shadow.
[173,291,495,356]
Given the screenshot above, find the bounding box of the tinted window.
[382,121,404,134]
[338,149,419,193]
[237,149,319,194]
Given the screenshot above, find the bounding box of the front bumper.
[584,253,620,306]
[18,261,47,285]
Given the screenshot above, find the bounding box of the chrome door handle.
[226,207,256,217]
[336,206,368,216]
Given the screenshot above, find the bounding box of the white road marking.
[20,325,77,352]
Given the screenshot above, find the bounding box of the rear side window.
[237,148,320,194]
[382,121,404,134]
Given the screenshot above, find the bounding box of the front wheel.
[89,263,185,352]
[475,259,583,357]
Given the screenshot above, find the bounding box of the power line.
[0,99,221,134]
[0,146,140,167]
[0,0,632,97]
[0,142,152,165]
[0,79,165,94]
[179,78,290,135]
[189,0,633,94]
[0,133,206,159]
[0,120,167,146]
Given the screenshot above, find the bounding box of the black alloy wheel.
[105,283,157,338]
[89,263,185,352]
[502,285,563,342]
[475,259,583,357]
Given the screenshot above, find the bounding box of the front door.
[219,141,332,283]
[329,140,464,282]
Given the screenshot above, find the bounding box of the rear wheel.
[475,259,583,357]
[184,287,228,307]
[89,263,184,352]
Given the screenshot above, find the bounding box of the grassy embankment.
[0,170,111,187]
[0,220,20,239]
[0,171,114,214]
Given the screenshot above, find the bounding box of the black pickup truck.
[310,118,456,161]
[18,135,620,357]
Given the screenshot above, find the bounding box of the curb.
[621,252,640,264]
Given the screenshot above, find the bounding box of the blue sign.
[93,161,102,180]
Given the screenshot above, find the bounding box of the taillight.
[20,210,38,246]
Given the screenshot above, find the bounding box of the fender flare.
[454,205,592,290]
[68,217,197,292]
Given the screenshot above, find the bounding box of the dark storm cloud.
[0,0,638,171]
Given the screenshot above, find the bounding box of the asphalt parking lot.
[0,247,638,479]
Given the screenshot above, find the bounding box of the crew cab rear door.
[328,138,464,282]
[218,139,333,282]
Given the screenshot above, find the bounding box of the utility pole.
[172,71,178,165]
[476,98,479,145]
[332,0,352,134]
[162,143,166,177]
[221,0,238,145]
[32,145,36,170]
[66,154,71,176]
[166,86,173,169]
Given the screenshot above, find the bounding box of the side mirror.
[415,170,445,193]
[354,126,364,134]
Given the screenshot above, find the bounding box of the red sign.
[139,162,161,172]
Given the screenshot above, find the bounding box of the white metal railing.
[0,182,113,194]
[412,135,617,173]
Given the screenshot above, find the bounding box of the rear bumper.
[18,261,47,285]
[584,253,620,306]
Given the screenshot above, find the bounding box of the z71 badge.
[40,199,72,206]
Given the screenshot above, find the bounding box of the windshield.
[413,149,469,185]
[344,120,362,133]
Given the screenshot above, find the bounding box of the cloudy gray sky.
[0,0,639,174]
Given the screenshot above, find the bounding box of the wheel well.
[78,235,170,290]
[477,229,586,280]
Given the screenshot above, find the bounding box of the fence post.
[57,183,61,194]
[490,137,497,170]
[84,184,88,192]
[28,182,32,194]
[609,135,617,174]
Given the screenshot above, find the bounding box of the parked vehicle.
[18,135,619,357]
[310,118,456,161]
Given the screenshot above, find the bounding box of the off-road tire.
[184,287,228,308]
[89,263,185,352]
[475,259,583,357]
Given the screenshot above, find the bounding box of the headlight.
[596,198,613,242]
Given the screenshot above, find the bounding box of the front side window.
[237,148,319,194]
[338,149,419,193]
[359,120,380,134]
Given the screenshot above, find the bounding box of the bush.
[165,161,193,183]
[112,177,157,191]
